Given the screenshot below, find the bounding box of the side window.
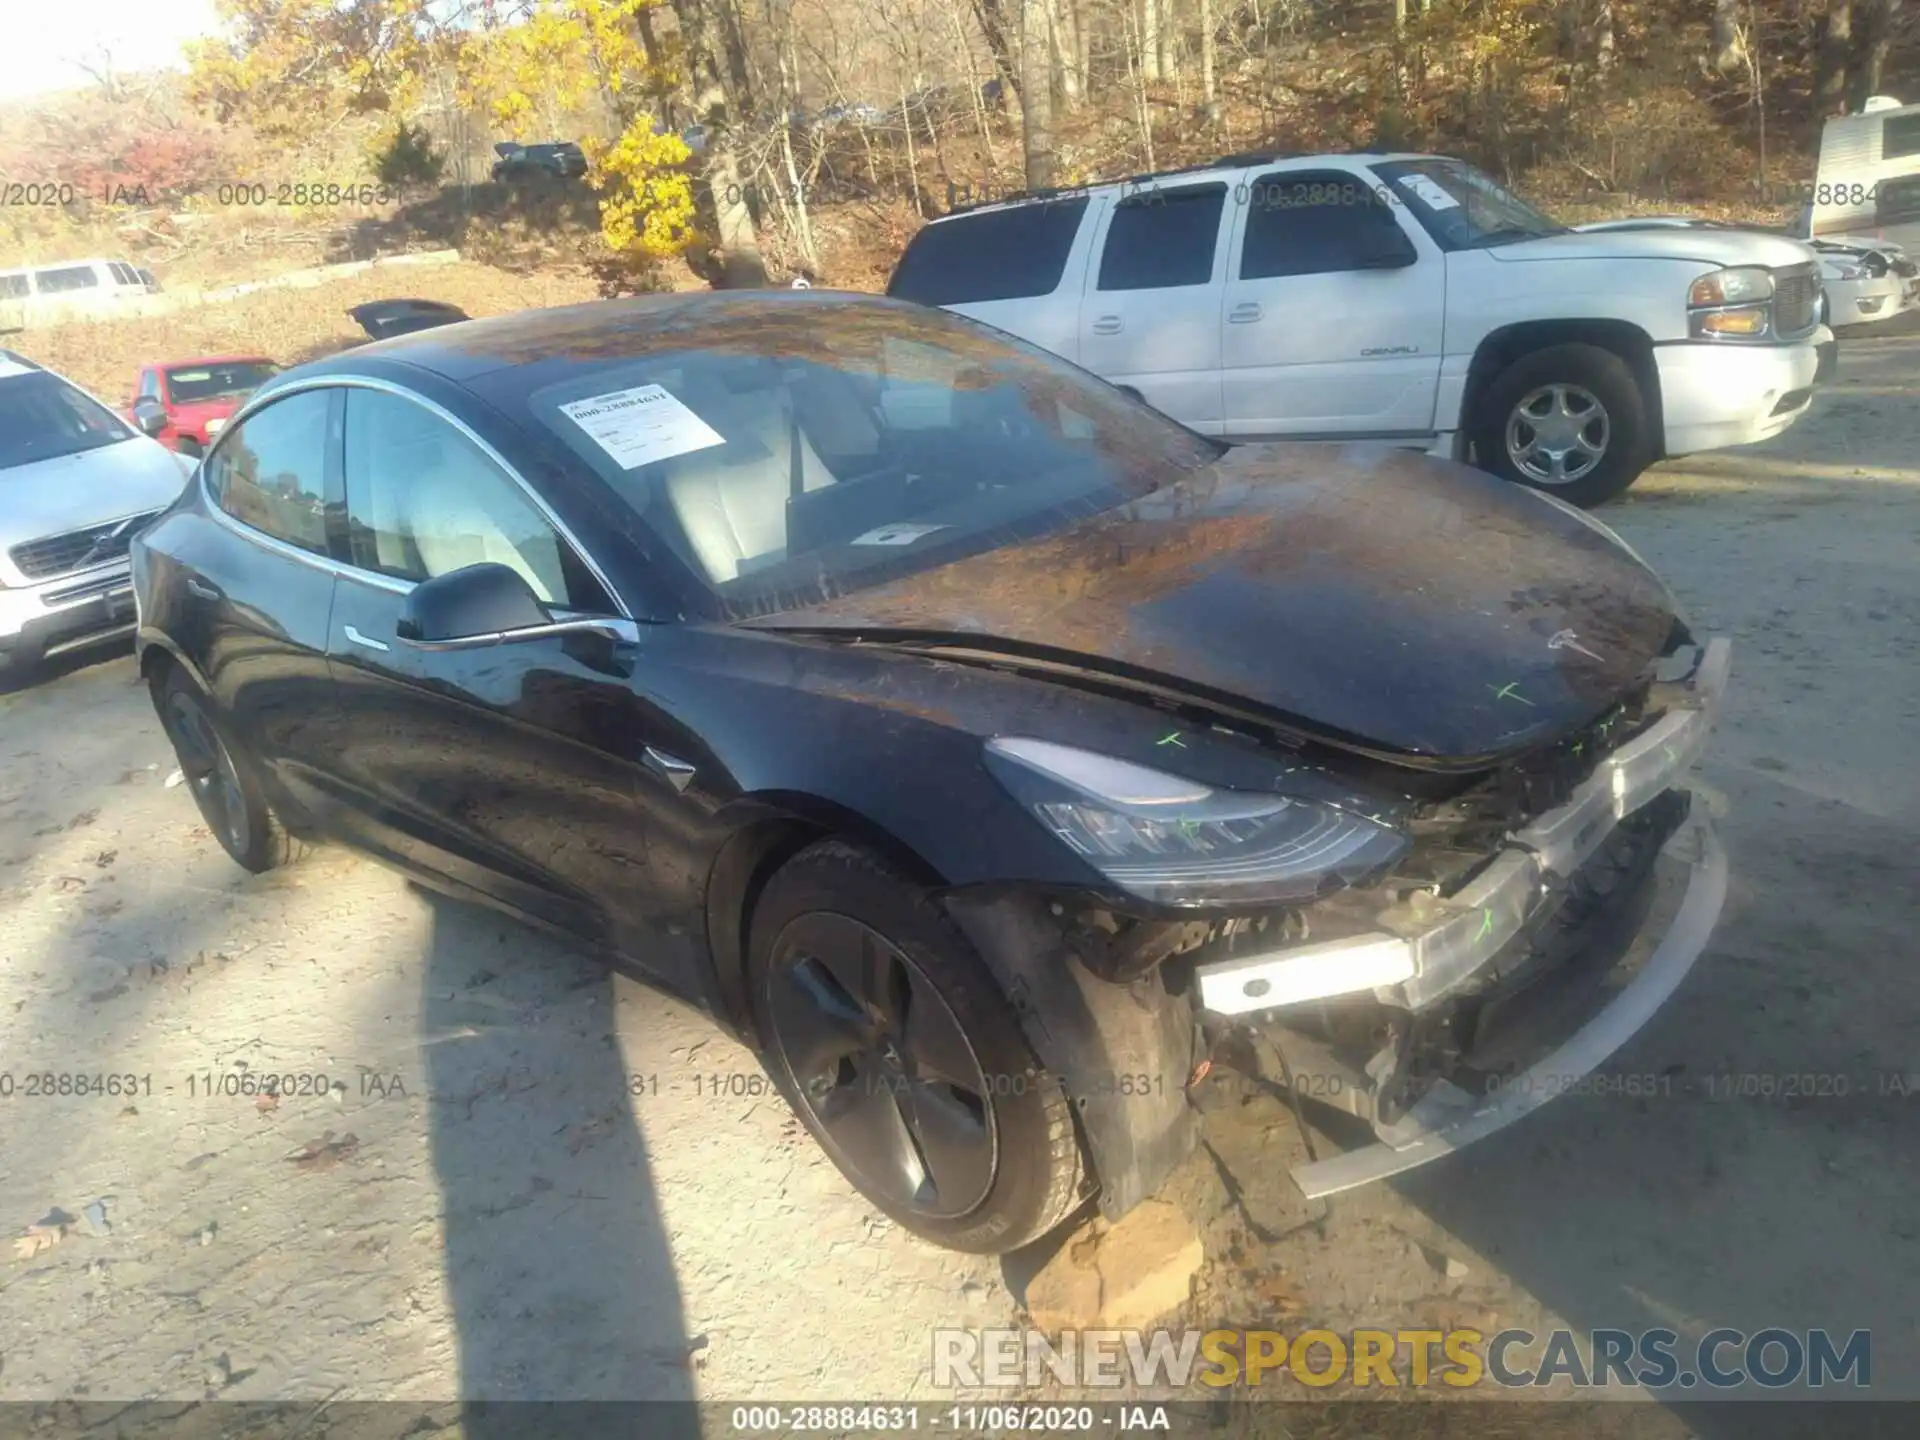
[35,265,101,295]
[1239,171,1414,280]
[1883,114,1920,161]
[204,390,333,554]
[886,197,1090,306]
[1096,184,1228,291]
[341,388,610,613]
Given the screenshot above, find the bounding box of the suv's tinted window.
[341,389,608,611]
[1097,184,1227,290]
[36,265,100,294]
[887,197,1088,305]
[1241,171,1413,278]
[205,390,332,553]
[1883,113,1920,161]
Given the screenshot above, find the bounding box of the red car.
[127,356,280,457]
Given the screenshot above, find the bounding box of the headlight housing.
[1688,265,1777,340]
[984,737,1408,908]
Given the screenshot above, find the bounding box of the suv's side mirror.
[132,397,168,437]
[398,562,550,644]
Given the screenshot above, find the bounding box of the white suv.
[0,352,193,678]
[888,152,1835,505]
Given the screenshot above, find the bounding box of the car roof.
[292,289,921,384]
[932,151,1436,221]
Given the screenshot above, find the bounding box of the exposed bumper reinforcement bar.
[1288,814,1726,1199]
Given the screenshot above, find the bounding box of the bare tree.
[1847,0,1903,111]
[1020,0,1055,185]
[1709,0,1746,73]
[1815,0,1853,115]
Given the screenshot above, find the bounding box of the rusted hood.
[749,444,1680,762]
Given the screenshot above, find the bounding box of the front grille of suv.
[9,511,159,582]
[1773,266,1820,335]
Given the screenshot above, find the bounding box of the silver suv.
[0,351,193,678]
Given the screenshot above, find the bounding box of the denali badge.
[1548,628,1605,662]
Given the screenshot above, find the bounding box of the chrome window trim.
[200,374,632,619]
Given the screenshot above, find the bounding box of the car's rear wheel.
[748,840,1086,1253]
[1473,343,1651,508]
[153,666,304,873]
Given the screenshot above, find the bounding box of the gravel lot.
[2,323,1916,1426]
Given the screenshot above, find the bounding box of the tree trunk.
[666,0,762,276]
[1816,1,1852,115]
[971,0,1024,101]
[1020,0,1055,186]
[1847,0,1902,112]
[1140,0,1164,82]
[1050,0,1083,108]
[1200,0,1217,103]
[1709,0,1746,73]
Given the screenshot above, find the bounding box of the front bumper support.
[1191,637,1733,1197]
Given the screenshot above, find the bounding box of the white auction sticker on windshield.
[559,384,725,470]
[1400,175,1461,211]
[850,523,949,546]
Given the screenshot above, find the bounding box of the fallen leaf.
[13,1225,63,1260]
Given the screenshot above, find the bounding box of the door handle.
[1228,302,1264,324]
[342,624,391,653]
[1090,315,1123,335]
[185,577,222,601]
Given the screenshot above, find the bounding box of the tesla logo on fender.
[1548,629,1606,662]
[1360,344,1420,356]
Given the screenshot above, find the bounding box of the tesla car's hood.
[748,445,1680,762]
[1489,228,1815,269]
[0,436,190,552]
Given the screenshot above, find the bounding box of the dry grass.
[9,260,608,402]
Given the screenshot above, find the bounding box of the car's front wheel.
[748,840,1086,1253]
[153,665,304,873]
[1473,343,1652,508]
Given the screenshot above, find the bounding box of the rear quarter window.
[1882,113,1920,161]
[887,197,1089,306]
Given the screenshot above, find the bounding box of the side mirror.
[398,563,550,644]
[133,397,168,437]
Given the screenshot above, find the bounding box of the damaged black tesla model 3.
[131,291,1730,1254]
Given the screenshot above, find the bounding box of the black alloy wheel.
[768,912,997,1219]
[748,840,1086,1253]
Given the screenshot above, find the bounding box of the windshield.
[0,369,136,471]
[512,299,1224,621]
[1372,158,1566,250]
[164,361,279,404]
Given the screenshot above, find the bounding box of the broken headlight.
[984,737,1408,908]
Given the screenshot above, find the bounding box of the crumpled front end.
[1185,637,1732,1198]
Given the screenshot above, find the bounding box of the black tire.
[747,839,1086,1253]
[1472,343,1651,508]
[153,665,305,873]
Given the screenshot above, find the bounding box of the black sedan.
[132,292,1731,1253]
